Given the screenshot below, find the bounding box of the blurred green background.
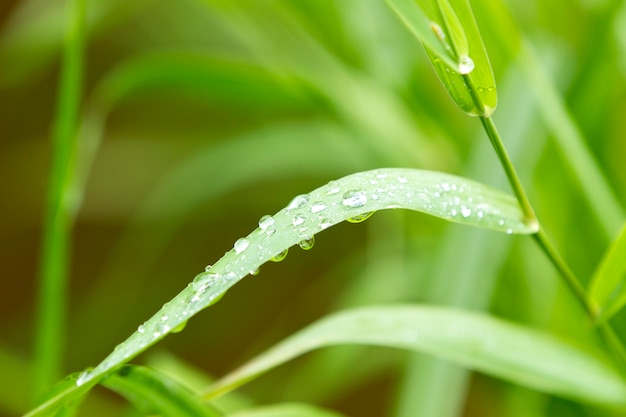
[1,0,626,416]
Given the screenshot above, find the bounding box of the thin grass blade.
[102,365,222,417]
[589,222,626,323]
[25,168,535,415]
[386,0,497,115]
[206,306,626,407]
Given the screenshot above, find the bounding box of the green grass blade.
[387,0,497,116]
[102,365,222,417]
[25,167,534,415]
[589,222,626,322]
[481,0,624,238]
[34,0,85,398]
[384,0,459,71]
[206,305,626,407]
[227,403,347,417]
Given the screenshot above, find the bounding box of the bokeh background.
[1,0,626,416]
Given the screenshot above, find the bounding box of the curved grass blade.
[25,168,535,416]
[227,403,347,417]
[206,306,626,407]
[589,222,626,323]
[102,365,222,417]
[386,0,497,116]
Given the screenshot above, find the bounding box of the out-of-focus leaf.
[589,222,626,323]
[102,365,222,417]
[206,306,626,407]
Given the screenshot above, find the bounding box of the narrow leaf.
[102,365,222,417]
[25,168,535,415]
[387,0,497,116]
[206,306,626,407]
[589,222,626,322]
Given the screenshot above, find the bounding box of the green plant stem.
[477,116,536,226]
[34,0,86,400]
[464,74,626,373]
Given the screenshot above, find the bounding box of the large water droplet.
[342,189,368,208]
[292,214,305,226]
[326,180,341,195]
[271,249,288,262]
[259,215,276,235]
[298,236,315,250]
[459,56,474,74]
[171,321,187,333]
[287,194,310,209]
[347,211,375,223]
[234,238,249,254]
[250,267,260,276]
[311,201,327,213]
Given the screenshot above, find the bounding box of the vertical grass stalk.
[34,0,86,400]
[462,72,626,373]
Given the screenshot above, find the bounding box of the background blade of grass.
[206,305,626,407]
[589,222,626,322]
[102,365,223,417]
[33,0,85,398]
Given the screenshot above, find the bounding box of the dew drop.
[161,315,168,322]
[234,238,249,254]
[259,215,276,234]
[298,236,315,250]
[459,56,475,74]
[250,267,260,276]
[311,201,327,213]
[342,189,368,208]
[288,194,310,209]
[477,210,484,219]
[225,272,236,281]
[76,370,92,387]
[171,321,187,333]
[271,249,289,262]
[506,228,513,235]
[326,181,341,195]
[461,206,472,218]
[204,264,212,272]
[320,218,333,230]
[441,183,451,192]
[398,176,408,184]
[137,324,145,334]
[347,211,375,223]
[292,214,306,226]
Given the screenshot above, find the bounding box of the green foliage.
[1,0,626,416]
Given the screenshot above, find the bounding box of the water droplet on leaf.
[347,211,375,223]
[234,238,249,254]
[259,215,276,234]
[271,249,288,262]
[311,201,327,213]
[458,56,474,74]
[298,236,315,250]
[287,194,310,209]
[342,189,368,208]
[292,214,305,226]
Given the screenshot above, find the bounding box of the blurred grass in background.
[0,0,625,415]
